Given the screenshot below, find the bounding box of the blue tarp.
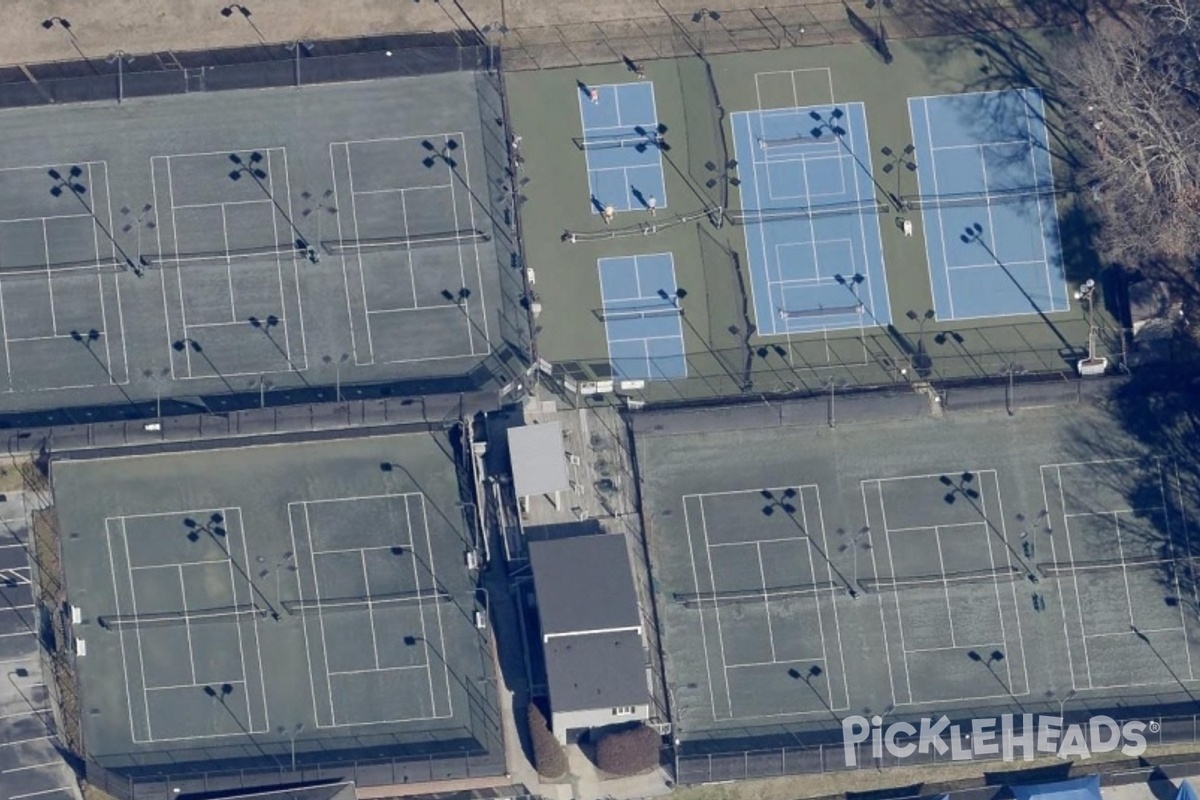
[1175,780,1198,800]
[1011,775,1102,800]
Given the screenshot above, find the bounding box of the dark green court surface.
[633,398,1200,780]
[51,431,502,787]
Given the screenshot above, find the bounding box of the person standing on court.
[590,87,600,104]
[647,195,657,217]
[602,205,615,225]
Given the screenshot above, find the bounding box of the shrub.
[527,701,568,779]
[595,723,661,776]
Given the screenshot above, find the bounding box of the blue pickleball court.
[908,88,1069,321]
[577,82,668,214]
[597,253,686,381]
[731,102,892,336]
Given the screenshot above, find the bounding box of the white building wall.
[551,704,651,744]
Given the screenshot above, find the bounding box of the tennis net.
[674,580,841,608]
[0,257,125,278]
[99,604,264,629]
[728,200,889,225]
[757,133,837,151]
[904,187,1067,211]
[594,303,682,323]
[858,565,1022,593]
[323,229,489,255]
[573,133,663,151]
[281,588,451,615]
[1037,555,1168,578]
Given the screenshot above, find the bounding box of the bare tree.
[1052,0,1200,271]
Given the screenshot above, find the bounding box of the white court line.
[362,549,382,669]
[419,493,454,719]
[1163,461,1195,680]
[145,678,247,692]
[120,518,153,740]
[179,564,197,685]
[303,502,338,725]
[930,139,1031,152]
[1063,507,1167,518]
[409,494,437,712]
[172,198,272,210]
[1084,627,1184,640]
[905,642,1004,655]
[313,542,414,556]
[164,157,192,377]
[446,137,473,354]
[327,664,427,677]
[800,486,842,709]
[980,472,1019,693]
[874,483,914,703]
[9,788,75,799]
[218,204,236,320]
[946,259,1045,273]
[709,535,808,549]
[699,497,733,720]
[1059,464,1094,689]
[457,130,490,351]
[1,761,59,773]
[1022,88,1058,312]
[920,97,956,320]
[755,542,777,663]
[286,503,322,725]
[0,736,53,748]
[727,657,823,670]
[682,496,720,722]
[344,143,375,365]
[887,521,983,534]
[278,148,308,371]
[0,212,91,225]
[351,184,453,196]
[88,163,115,386]
[932,525,956,646]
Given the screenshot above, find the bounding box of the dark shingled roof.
[544,629,648,712]
[528,534,640,636]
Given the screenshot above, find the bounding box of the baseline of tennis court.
[908,88,1069,321]
[730,102,891,336]
[1040,457,1196,692]
[597,253,686,381]
[680,485,849,722]
[577,82,668,214]
[861,470,1029,707]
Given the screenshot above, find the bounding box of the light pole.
[106,50,134,104]
[258,374,269,408]
[838,527,872,588]
[1074,278,1107,376]
[220,5,269,45]
[41,17,96,71]
[1055,688,1076,719]
[322,353,350,401]
[862,0,894,61]
[301,189,337,261]
[1003,362,1025,416]
[690,9,721,56]
[278,722,304,771]
[881,145,916,209]
[285,40,314,89]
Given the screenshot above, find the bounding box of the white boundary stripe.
[862,469,1028,706]
[333,133,487,366]
[682,484,849,720]
[1041,456,1195,690]
[9,788,75,799]
[290,492,452,728]
[104,507,270,742]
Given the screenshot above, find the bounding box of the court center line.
[755,542,777,663]
[699,496,734,719]
[682,496,720,722]
[1059,465,1094,688]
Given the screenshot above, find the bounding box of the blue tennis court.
[597,253,687,381]
[578,82,668,214]
[909,88,1069,321]
[731,102,891,336]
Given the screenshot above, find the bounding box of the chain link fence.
[497,0,1083,72]
[677,703,1200,784]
